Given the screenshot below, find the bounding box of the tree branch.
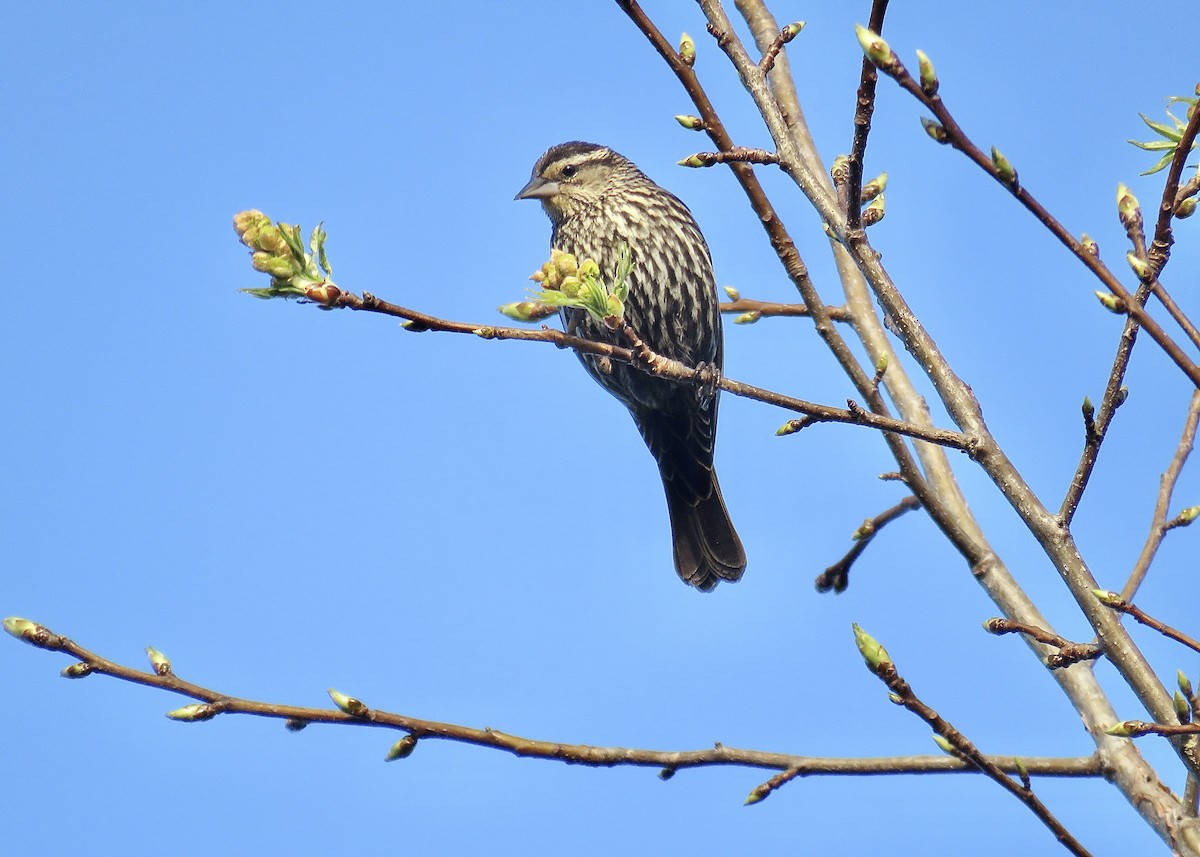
[4,618,1104,782]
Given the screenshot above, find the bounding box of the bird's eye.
[561,164,578,178]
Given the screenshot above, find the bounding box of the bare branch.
[983,618,1101,670]
[815,495,920,593]
[1120,390,1200,599]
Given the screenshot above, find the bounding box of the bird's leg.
[694,361,721,408]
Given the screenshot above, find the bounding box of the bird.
[515,141,746,591]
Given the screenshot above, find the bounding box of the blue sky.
[4,2,1198,854]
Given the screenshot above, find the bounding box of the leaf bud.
[1094,291,1126,314]
[851,622,892,671]
[1174,691,1191,724]
[1116,183,1143,233]
[679,32,696,66]
[384,734,419,761]
[674,114,705,131]
[328,688,369,718]
[990,147,1018,187]
[60,662,95,679]
[915,49,938,95]
[165,703,218,722]
[1126,251,1152,281]
[854,24,897,70]
[145,646,173,676]
[920,117,950,144]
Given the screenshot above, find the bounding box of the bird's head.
[515,141,640,223]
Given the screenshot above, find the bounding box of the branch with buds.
[3,617,1104,794]
[850,624,1095,857]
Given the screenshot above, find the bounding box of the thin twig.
[1094,593,1200,656]
[4,619,1105,782]
[844,0,890,231]
[721,297,854,321]
[983,618,1101,670]
[857,632,1094,856]
[326,290,972,450]
[1120,390,1200,600]
[815,495,920,593]
[867,46,1200,388]
[682,147,781,167]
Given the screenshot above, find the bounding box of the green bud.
[1116,183,1143,232]
[915,49,938,95]
[1177,505,1200,525]
[1176,197,1197,219]
[384,734,418,761]
[860,171,888,202]
[1082,396,1094,421]
[60,662,94,679]
[679,32,696,66]
[328,688,369,717]
[723,285,741,301]
[165,703,218,722]
[920,117,950,144]
[1179,670,1194,699]
[1094,291,1126,313]
[498,301,557,323]
[1080,233,1100,258]
[931,734,956,754]
[1175,690,1191,723]
[3,617,39,642]
[145,646,173,676]
[578,258,600,279]
[854,24,896,69]
[874,354,888,373]
[887,692,903,705]
[1104,721,1133,737]
[862,193,885,226]
[851,623,892,671]
[775,419,803,436]
[1091,589,1123,607]
[1126,251,1153,281]
[733,310,762,324]
[990,147,1018,186]
[674,114,704,131]
[678,154,706,168]
[1013,757,1029,782]
[1114,386,1129,407]
[781,21,805,41]
[744,785,769,806]
[604,294,624,318]
[831,154,850,185]
[852,521,875,540]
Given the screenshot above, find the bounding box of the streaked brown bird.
[516,141,746,591]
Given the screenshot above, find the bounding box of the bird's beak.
[515,175,560,201]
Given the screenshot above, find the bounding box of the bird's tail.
[663,470,746,592]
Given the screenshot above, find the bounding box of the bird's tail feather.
[664,472,746,592]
